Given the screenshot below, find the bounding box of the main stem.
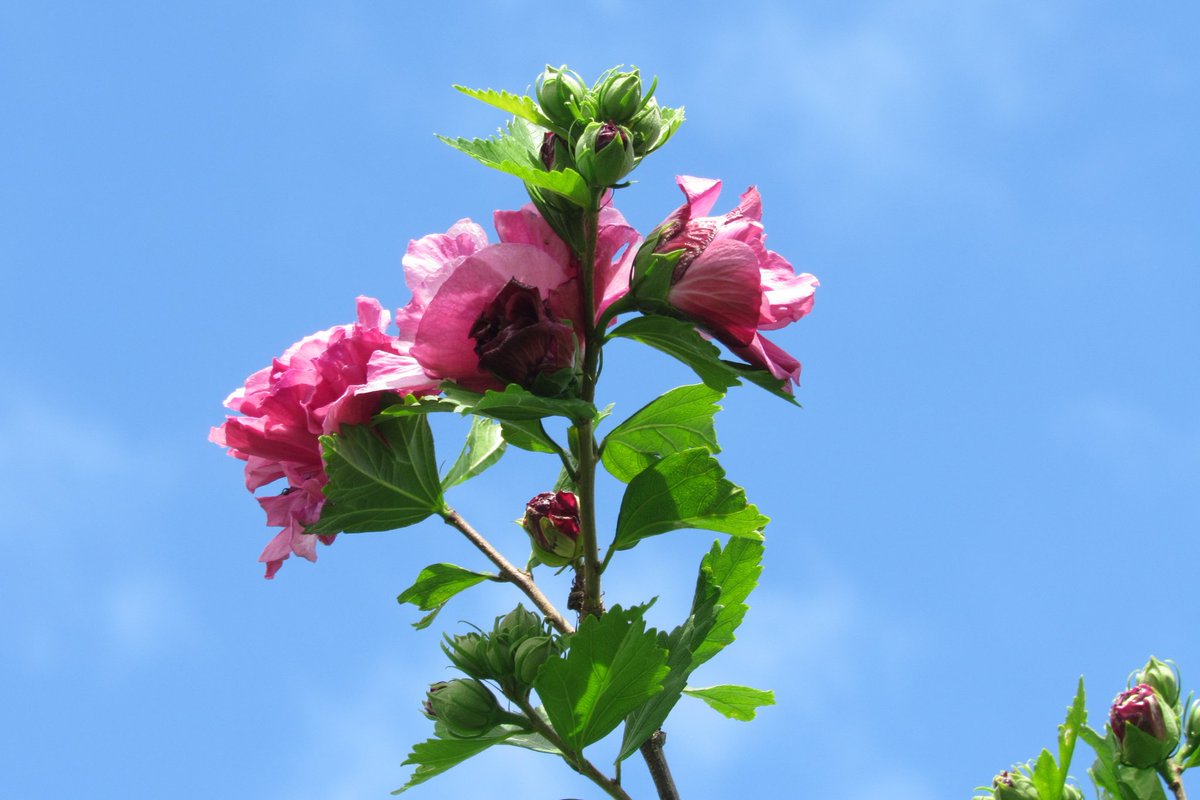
[574,196,681,800]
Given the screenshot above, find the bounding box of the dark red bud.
[469,279,576,389]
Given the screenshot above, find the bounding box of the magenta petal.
[676,175,723,218]
[360,351,439,396]
[668,238,764,346]
[494,205,572,265]
[729,334,802,390]
[759,267,818,330]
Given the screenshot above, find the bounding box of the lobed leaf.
[683,685,775,721]
[392,724,526,794]
[611,449,768,552]
[309,416,445,535]
[601,384,723,483]
[452,85,554,127]
[443,382,597,424]
[534,605,669,752]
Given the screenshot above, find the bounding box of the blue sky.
[2,2,1198,798]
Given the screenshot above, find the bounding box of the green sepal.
[309,415,445,535]
[683,685,775,721]
[1114,764,1169,800]
[601,384,723,483]
[611,448,768,552]
[396,563,498,630]
[452,85,555,129]
[608,316,798,403]
[443,382,597,424]
[533,605,669,753]
[441,416,506,490]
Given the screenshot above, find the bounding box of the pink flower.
[210,297,437,578]
[643,175,818,391]
[367,201,639,394]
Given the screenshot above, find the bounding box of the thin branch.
[441,508,574,635]
[1161,763,1189,800]
[512,697,633,800]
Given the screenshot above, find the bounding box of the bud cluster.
[440,605,561,701]
[534,65,676,189]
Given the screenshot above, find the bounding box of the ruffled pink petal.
[668,238,764,347]
[595,204,641,316]
[243,455,286,491]
[360,351,440,396]
[402,220,489,307]
[354,295,390,331]
[728,333,802,391]
[494,206,572,266]
[677,175,723,218]
[758,266,818,330]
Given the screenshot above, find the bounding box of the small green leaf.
[396,563,497,630]
[309,416,445,535]
[611,449,768,552]
[534,605,669,752]
[608,316,797,402]
[437,119,591,207]
[452,85,554,127]
[683,685,775,721]
[1053,678,1087,798]
[601,384,723,483]
[392,724,525,794]
[498,419,561,454]
[441,417,506,490]
[1083,725,1120,797]
[1031,749,1060,800]
[442,382,596,424]
[377,394,460,417]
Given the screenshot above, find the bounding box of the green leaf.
[608,316,797,402]
[601,384,723,483]
[1083,725,1121,797]
[443,382,597,424]
[534,605,669,752]
[690,537,765,667]
[1115,765,1168,800]
[1031,749,1060,800]
[441,417,506,490]
[1054,678,1088,797]
[683,685,775,721]
[498,419,561,454]
[309,416,445,535]
[377,394,460,417]
[611,449,769,552]
[396,563,497,630]
[618,538,763,761]
[392,724,525,794]
[452,85,554,127]
[437,119,591,207]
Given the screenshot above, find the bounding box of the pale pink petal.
[402,220,489,306]
[354,295,390,331]
[676,175,723,218]
[360,351,440,396]
[494,205,572,266]
[759,268,818,330]
[668,239,764,347]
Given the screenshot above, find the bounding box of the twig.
[441,508,574,635]
[513,697,633,800]
[641,730,681,800]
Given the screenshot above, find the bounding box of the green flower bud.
[991,769,1040,800]
[1186,700,1200,748]
[536,66,586,127]
[1137,656,1180,708]
[1111,683,1181,768]
[1061,785,1084,800]
[441,631,492,680]
[629,98,664,156]
[424,679,503,738]
[513,635,555,686]
[574,121,635,188]
[496,605,542,642]
[595,69,643,123]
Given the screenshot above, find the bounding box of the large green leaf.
[534,605,669,752]
[392,724,525,794]
[618,538,763,761]
[443,382,597,424]
[437,119,591,207]
[453,85,555,128]
[396,563,497,630]
[608,316,797,403]
[601,384,723,483]
[683,685,775,721]
[611,449,768,552]
[309,416,445,535]
[441,417,506,490]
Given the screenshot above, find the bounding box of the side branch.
[442,508,575,635]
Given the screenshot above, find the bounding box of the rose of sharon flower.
[1109,682,1180,768]
[210,297,437,578]
[637,175,819,391]
[364,202,639,395]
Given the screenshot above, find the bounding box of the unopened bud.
[574,121,635,188]
[513,635,555,686]
[630,98,664,156]
[991,769,1039,800]
[1110,683,1180,768]
[1137,656,1180,708]
[523,491,582,567]
[442,631,491,680]
[424,679,503,738]
[536,66,586,126]
[595,69,643,123]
